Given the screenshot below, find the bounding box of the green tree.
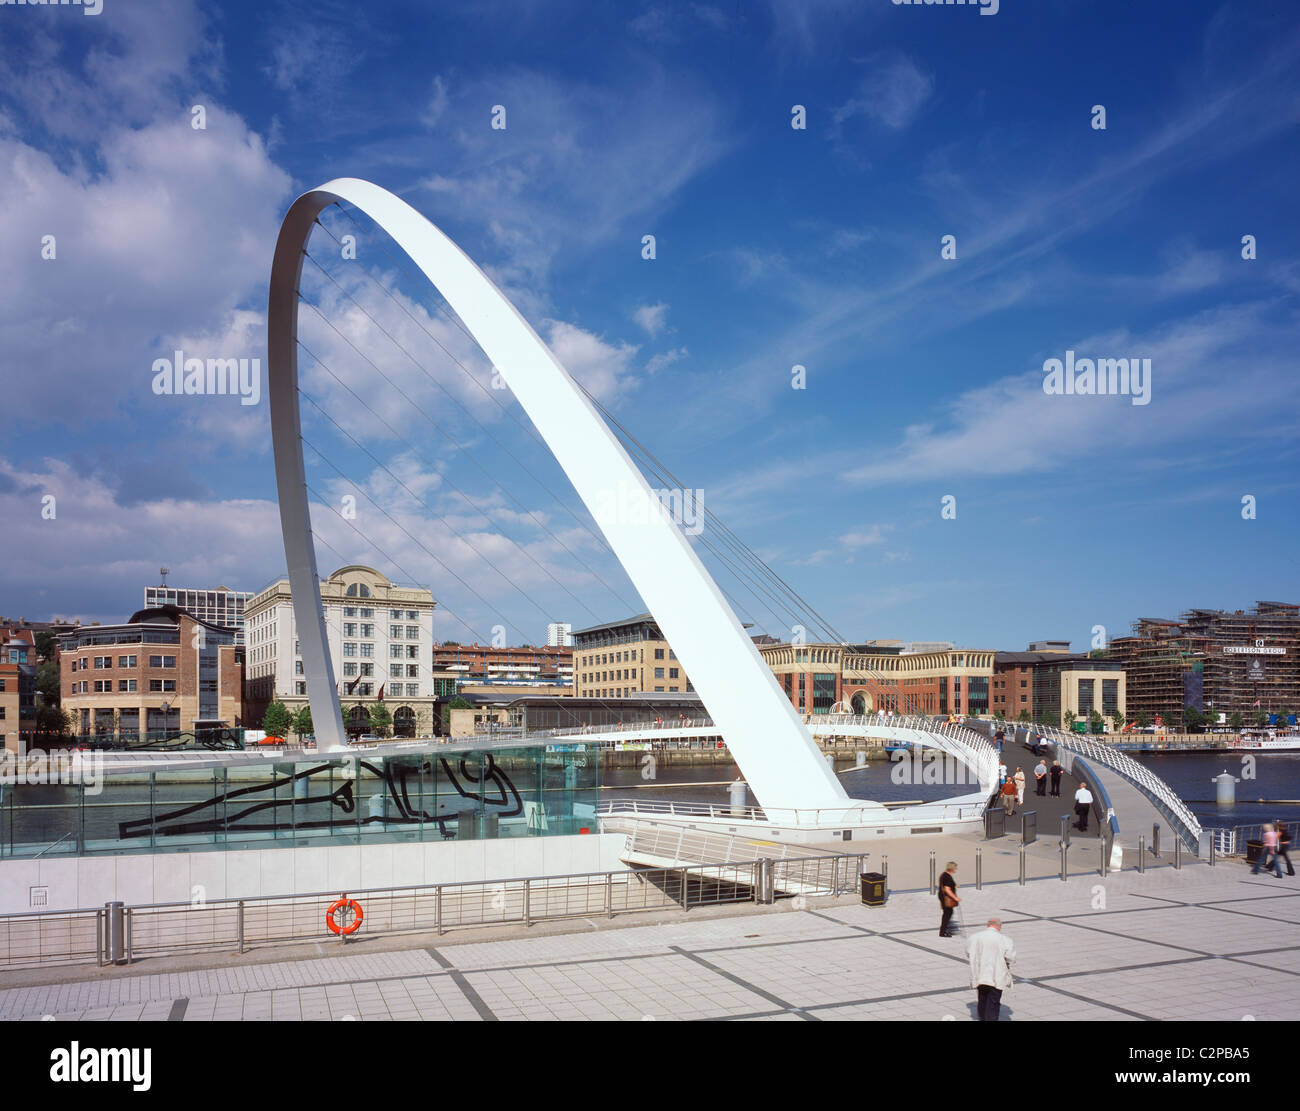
[448,696,473,710]
[1228,711,1245,730]
[34,630,58,661]
[1110,709,1125,732]
[261,700,293,738]
[291,705,313,740]
[1063,709,1077,731]
[1088,647,1108,659]
[1254,710,1269,728]
[441,641,461,647]
[1089,709,1104,734]
[367,702,393,738]
[36,702,67,735]
[36,661,61,708]
[993,708,1005,721]
[1136,710,1152,728]
[1183,708,1204,732]
[1017,709,1031,723]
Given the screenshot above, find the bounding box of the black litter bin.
[1245,839,1264,865]
[860,872,887,907]
[985,806,1006,839]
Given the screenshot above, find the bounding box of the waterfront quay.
[2,862,1294,1022]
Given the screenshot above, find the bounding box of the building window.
[295,660,304,675]
[118,655,137,668]
[654,649,665,660]
[406,645,419,659]
[360,663,374,677]
[357,683,373,696]
[406,684,419,697]
[360,624,374,638]
[406,626,419,640]
[390,625,403,639]
[358,608,373,618]
[296,682,307,696]
[118,680,137,692]
[390,609,403,620]
[360,644,373,658]
[343,662,358,677]
[654,667,664,679]
[406,610,418,621]
[391,664,404,678]
[407,665,419,678]
[344,607,357,618]
[669,668,679,679]
[343,643,357,657]
[344,623,357,637]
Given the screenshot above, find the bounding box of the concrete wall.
[0,832,628,913]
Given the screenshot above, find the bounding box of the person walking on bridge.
[1034,758,1048,797]
[1001,776,1018,818]
[938,861,960,937]
[1253,824,1283,878]
[1277,821,1295,877]
[1013,767,1026,806]
[1049,760,1063,797]
[1073,783,1094,832]
[967,918,1015,1021]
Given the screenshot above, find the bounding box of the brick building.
[59,606,244,738]
[572,614,693,698]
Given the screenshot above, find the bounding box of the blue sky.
[0,0,1297,651]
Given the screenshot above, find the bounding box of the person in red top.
[1000,777,1017,817]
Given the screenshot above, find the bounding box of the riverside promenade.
[3,863,1296,1022]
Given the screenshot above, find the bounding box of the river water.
[600,752,1300,831]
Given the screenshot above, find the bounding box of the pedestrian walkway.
[3,864,1296,1021]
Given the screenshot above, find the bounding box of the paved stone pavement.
[2,864,1297,1021]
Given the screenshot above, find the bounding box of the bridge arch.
[267,179,847,813]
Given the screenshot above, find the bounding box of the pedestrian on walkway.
[1001,776,1018,817]
[1034,758,1048,796]
[998,761,1008,787]
[967,917,1015,1021]
[1277,821,1295,877]
[1074,783,1094,831]
[938,861,960,937]
[1049,760,1063,797]
[1253,824,1284,878]
[1014,767,1026,806]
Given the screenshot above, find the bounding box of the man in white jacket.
[967,918,1015,1021]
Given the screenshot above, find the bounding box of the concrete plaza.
[1,862,1297,1021]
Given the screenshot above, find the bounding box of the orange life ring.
[326,896,364,935]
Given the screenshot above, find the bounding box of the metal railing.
[1006,720,1203,852]
[1203,821,1300,856]
[0,853,862,970]
[597,795,986,825]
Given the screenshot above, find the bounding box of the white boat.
[1229,730,1300,752]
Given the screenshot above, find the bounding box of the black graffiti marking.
[116,754,522,839]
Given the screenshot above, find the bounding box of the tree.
[1254,710,1269,728]
[1089,709,1104,734]
[447,696,473,710]
[1228,711,1245,730]
[291,705,313,740]
[36,702,68,735]
[1183,708,1204,732]
[440,641,460,647]
[1063,709,1077,731]
[1088,648,1108,659]
[36,661,61,709]
[1110,709,1125,732]
[34,630,58,662]
[993,708,1005,720]
[1017,709,1031,723]
[1135,710,1152,728]
[367,702,393,738]
[261,700,293,738]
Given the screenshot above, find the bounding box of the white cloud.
[633,302,669,336]
[543,320,641,402]
[834,56,933,132]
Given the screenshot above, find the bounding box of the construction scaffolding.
[1109,602,1300,727]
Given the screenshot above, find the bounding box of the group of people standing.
[997,760,1064,817]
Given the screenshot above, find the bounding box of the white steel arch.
[267,178,851,813]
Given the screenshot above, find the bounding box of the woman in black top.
[938,862,960,937]
[1277,822,1295,877]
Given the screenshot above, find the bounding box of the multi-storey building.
[244,565,444,737]
[546,622,573,647]
[759,641,996,716]
[572,614,693,698]
[144,583,254,644]
[0,626,38,752]
[58,607,243,737]
[992,646,1125,728]
[433,643,573,692]
[1108,601,1300,726]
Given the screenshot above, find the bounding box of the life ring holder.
[326,895,364,936]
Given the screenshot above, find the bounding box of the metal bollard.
[1174,838,1182,870]
[1210,838,1217,868]
[680,867,690,909]
[523,878,532,926]
[929,851,937,895]
[882,854,888,882]
[1152,823,1161,859]
[236,900,245,954]
[435,886,443,936]
[605,872,614,918]
[1138,835,1146,874]
[1060,836,1068,881]
[1100,839,1108,878]
[1018,846,1026,886]
[975,846,983,890]
[106,901,125,965]
[1061,813,1070,849]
